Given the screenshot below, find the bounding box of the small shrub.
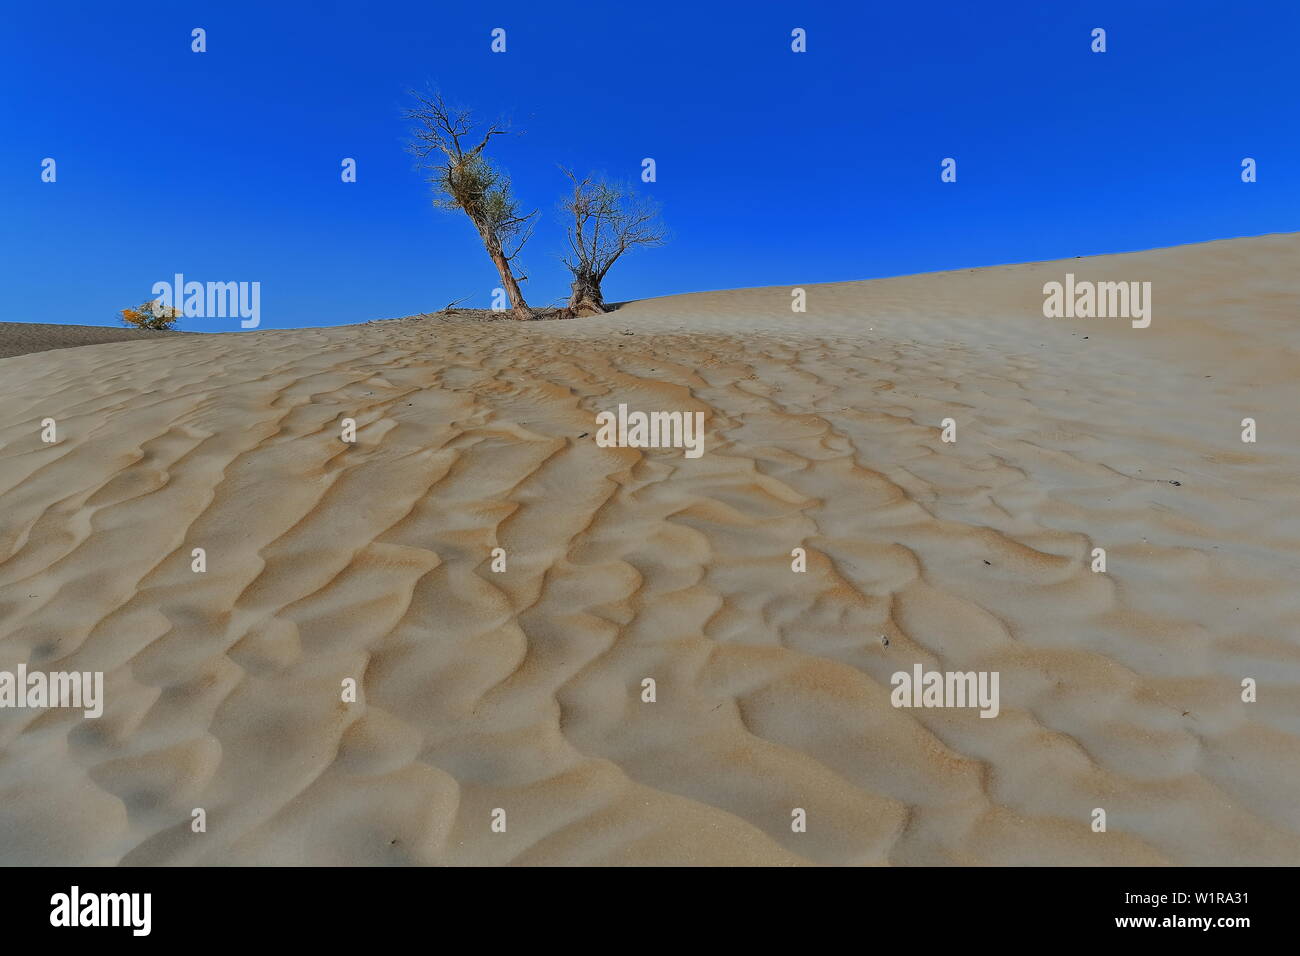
[120,299,181,331]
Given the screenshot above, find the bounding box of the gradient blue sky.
[2,0,1296,331]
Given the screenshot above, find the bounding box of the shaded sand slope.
[0,322,183,360]
[0,233,1297,865]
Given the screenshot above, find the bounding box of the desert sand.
[1,233,1298,866]
[0,322,182,361]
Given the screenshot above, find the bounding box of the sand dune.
[0,322,182,361]
[1,233,1298,865]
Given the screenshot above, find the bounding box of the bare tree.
[559,169,666,315]
[406,90,536,319]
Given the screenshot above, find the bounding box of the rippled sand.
[1,233,1297,865]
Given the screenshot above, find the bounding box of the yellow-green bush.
[120,300,181,330]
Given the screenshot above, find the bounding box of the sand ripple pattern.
[1,236,1298,864]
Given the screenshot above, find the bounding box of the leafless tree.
[559,169,666,315]
[406,90,536,319]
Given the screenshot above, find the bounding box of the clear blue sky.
[2,0,1296,331]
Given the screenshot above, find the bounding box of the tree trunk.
[567,272,606,316]
[479,224,532,320]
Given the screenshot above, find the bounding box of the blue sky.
[2,0,1296,331]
